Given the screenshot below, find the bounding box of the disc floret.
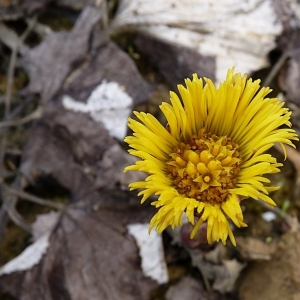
[167,128,242,205]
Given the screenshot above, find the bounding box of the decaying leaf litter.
[0,0,300,299]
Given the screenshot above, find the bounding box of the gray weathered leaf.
[166,276,214,300]
[112,0,286,82]
[20,104,115,199]
[21,6,102,102]
[134,33,216,89]
[278,29,300,104]
[0,190,158,300]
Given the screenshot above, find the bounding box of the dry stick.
[0,107,42,129]
[0,35,18,166]
[25,18,52,37]
[0,205,8,241]
[262,47,300,88]
[263,53,289,87]
[258,48,300,230]
[100,0,109,29]
[1,187,32,233]
[2,184,64,210]
[0,17,37,166]
[7,96,37,121]
[0,18,37,238]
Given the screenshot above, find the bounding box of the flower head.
[124,68,298,246]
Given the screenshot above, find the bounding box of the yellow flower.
[124,68,298,246]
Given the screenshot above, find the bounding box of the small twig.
[6,96,36,121]
[0,107,42,129]
[4,17,37,120]
[0,205,8,242]
[1,188,32,233]
[25,18,52,37]
[0,17,38,239]
[263,47,300,87]
[263,52,289,87]
[0,23,29,55]
[4,35,17,120]
[0,95,23,106]
[100,0,109,29]
[0,17,37,172]
[2,184,64,210]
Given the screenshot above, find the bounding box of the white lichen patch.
[62,80,133,140]
[112,0,283,82]
[0,232,50,275]
[127,223,169,284]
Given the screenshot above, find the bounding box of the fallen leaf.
[278,29,300,104]
[167,217,245,293]
[62,80,133,140]
[95,144,146,190]
[32,211,60,241]
[112,0,285,82]
[134,33,216,89]
[212,259,246,293]
[166,276,214,300]
[61,26,153,107]
[20,104,115,199]
[0,190,158,300]
[0,232,51,275]
[21,6,102,102]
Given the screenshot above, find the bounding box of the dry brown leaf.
[0,190,158,300]
[21,6,102,102]
[166,276,214,300]
[20,104,115,199]
[278,29,300,104]
[134,33,216,89]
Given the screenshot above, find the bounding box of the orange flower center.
[166,128,242,205]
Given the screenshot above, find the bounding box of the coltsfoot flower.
[124,68,298,246]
